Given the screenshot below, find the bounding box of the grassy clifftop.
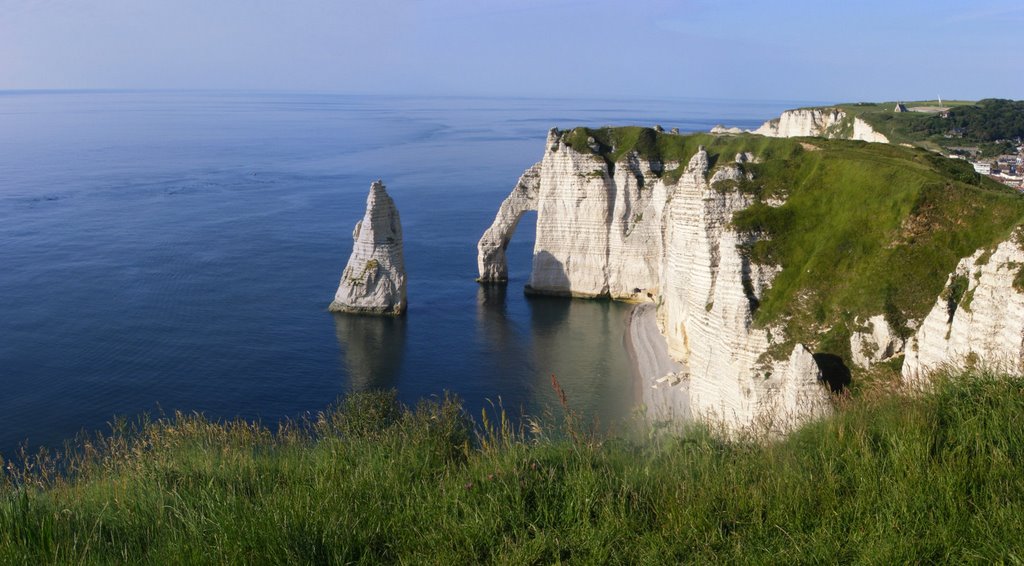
[729,138,1024,360]
[560,127,1024,365]
[560,125,802,174]
[2,374,1024,563]
[564,100,1024,158]
[813,99,1023,155]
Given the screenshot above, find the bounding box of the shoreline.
[624,303,691,421]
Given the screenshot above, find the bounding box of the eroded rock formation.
[478,130,832,432]
[754,108,847,138]
[329,180,407,316]
[850,315,905,370]
[903,232,1024,381]
[852,117,889,143]
[477,164,541,282]
[747,108,890,143]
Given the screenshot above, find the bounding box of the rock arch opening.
[476,162,541,283]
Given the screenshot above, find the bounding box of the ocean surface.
[0,91,810,456]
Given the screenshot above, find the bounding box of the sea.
[0,91,811,456]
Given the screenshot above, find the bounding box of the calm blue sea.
[0,91,809,455]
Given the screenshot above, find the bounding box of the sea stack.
[329,180,407,316]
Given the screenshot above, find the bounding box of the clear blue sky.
[2,0,1020,102]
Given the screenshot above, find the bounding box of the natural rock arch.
[475,130,833,432]
[476,162,541,282]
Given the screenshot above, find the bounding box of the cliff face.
[527,133,670,300]
[903,232,1024,381]
[850,315,905,370]
[478,130,832,431]
[752,108,889,143]
[657,151,829,429]
[330,180,407,316]
[754,108,846,138]
[852,117,889,143]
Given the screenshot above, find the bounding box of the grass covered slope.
[559,127,1024,364]
[3,374,1024,563]
[730,139,1024,359]
[813,99,1023,155]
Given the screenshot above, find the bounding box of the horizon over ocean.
[0,91,814,456]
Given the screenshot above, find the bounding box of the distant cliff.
[752,108,889,143]
[478,127,1024,432]
[727,99,1024,155]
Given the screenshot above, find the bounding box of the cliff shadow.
[812,353,851,394]
[475,283,537,393]
[525,292,574,328]
[525,250,571,295]
[333,313,407,392]
[503,210,537,285]
[525,291,636,423]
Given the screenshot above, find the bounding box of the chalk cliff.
[710,125,743,135]
[750,108,890,143]
[754,108,846,138]
[849,315,905,370]
[478,124,1024,429]
[657,150,829,430]
[478,129,832,431]
[903,232,1024,381]
[329,180,407,316]
[477,164,541,282]
[852,117,890,143]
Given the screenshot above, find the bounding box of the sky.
[1,0,1021,102]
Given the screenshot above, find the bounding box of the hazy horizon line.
[0,87,864,108]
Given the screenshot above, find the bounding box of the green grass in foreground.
[3,372,1024,563]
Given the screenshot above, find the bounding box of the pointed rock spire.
[329,180,407,316]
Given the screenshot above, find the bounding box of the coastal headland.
[479,119,1024,431]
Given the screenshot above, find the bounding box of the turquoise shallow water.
[0,91,807,455]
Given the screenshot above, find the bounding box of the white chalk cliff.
[747,108,889,143]
[329,180,407,316]
[849,315,906,370]
[477,164,541,282]
[903,232,1024,381]
[754,108,846,138]
[852,117,890,143]
[478,129,833,432]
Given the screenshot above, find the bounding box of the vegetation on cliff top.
[560,126,803,182]
[564,100,1024,160]
[2,372,1024,563]
[833,99,1024,154]
[730,138,1024,359]
[560,126,1024,364]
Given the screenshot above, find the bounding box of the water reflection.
[525,295,636,423]
[474,283,637,424]
[333,313,407,392]
[474,284,533,403]
[475,283,513,342]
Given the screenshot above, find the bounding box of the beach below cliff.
[625,303,690,420]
